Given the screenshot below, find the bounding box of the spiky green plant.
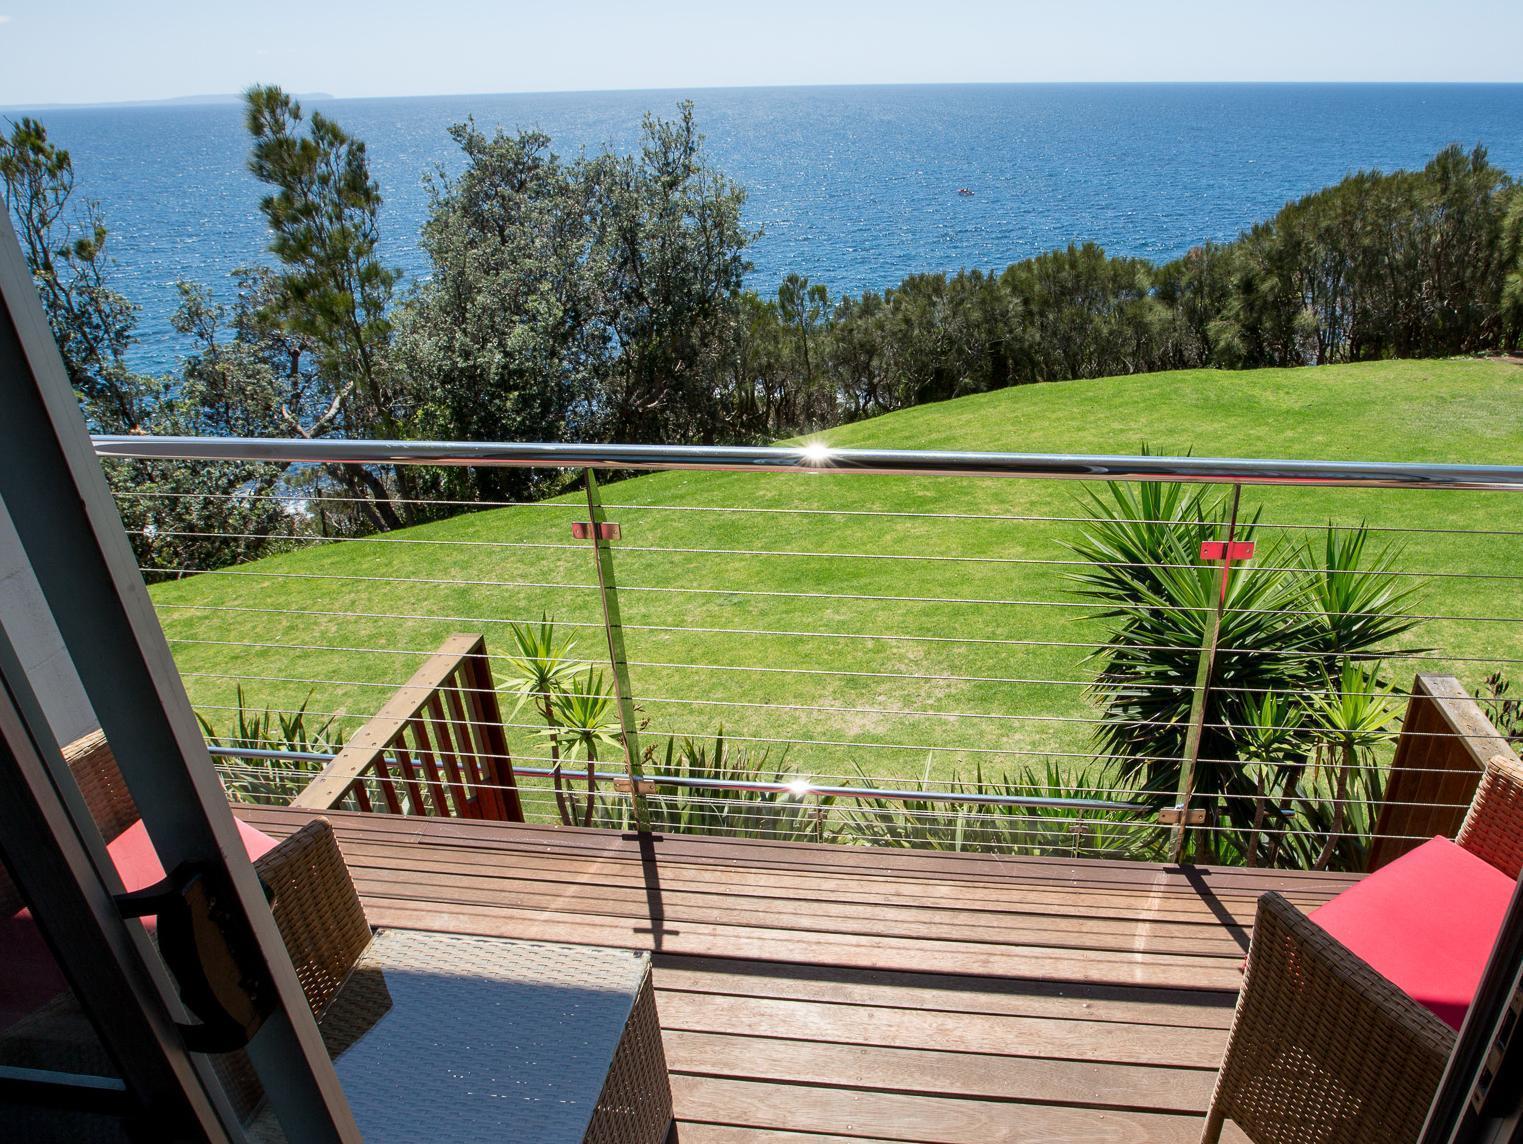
[841,759,1157,857]
[1479,670,1523,748]
[1067,481,1425,867]
[547,669,622,827]
[1296,661,1400,871]
[496,616,586,825]
[197,686,344,804]
[593,732,829,842]
[1225,690,1308,867]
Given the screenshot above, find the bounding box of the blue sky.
[2,0,1520,106]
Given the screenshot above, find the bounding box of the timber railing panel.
[293,633,523,822]
[1368,673,1518,871]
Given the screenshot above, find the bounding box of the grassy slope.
[153,359,1523,789]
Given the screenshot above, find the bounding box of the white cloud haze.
[0,0,1519,107]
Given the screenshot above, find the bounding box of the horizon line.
[6,77,1523,113]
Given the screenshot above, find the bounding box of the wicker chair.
[0,731,139,917]
[0,732,372,1076]
[1201,754,1523,1144]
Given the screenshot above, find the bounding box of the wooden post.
[1369,673,1518,871]
[292,633,523,821]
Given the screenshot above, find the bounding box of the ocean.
[12,83,1523,374]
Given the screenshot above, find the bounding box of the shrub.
[1068,480,1426,868]
[197,686,343,804]
[840,760,1157,858]
[594,732,829,843]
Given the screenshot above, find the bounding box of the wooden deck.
[237,805,1361,1143]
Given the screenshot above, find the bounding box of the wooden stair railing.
[1368,672,1518,871]
[293,633,523,822]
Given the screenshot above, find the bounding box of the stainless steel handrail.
[128,433,1521,842]
[205,745,1144,811]
[92,435,1523,491]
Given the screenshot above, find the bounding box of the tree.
[826,290,893,419]
[1,117,160,432]
[725,278,840,437]
[776,273,830,392]
[395,103,756,454]
[392,123,605,501]
[244,85,406,528]
[1001,244,1167,382]
[591,103,755,444]
[1153,243,1240,368]
[2,117,298,578]
[99,277,304,579]
[1502,185,1523,349]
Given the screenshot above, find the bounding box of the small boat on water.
[957,187,975,196]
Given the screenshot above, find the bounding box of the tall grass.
[842,759,1156,858]
[196,686,343,805]
[592,732,831,843]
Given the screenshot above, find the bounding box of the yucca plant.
[548,669,622,828]
[1223,690,1308,867]
[843,779,981,851]
[1295,661,1400,871]
[1477,670,1523,748]
[993,760,1162,859]
[1068,480,1426,868]
[197,686,344,805]
[496,616,586,825]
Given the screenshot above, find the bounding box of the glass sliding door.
[0,211,359,1141]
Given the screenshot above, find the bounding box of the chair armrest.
[1458,755,1523,880]
[1207,891,1455,1144]
[254,817,372,1018]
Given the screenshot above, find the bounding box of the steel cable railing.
[99,435,1523,870]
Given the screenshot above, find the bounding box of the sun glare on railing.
[799,441,833,466]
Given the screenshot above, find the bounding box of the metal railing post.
[1169,483,1243,864]
[582,469,651,833]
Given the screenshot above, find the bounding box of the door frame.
[0,210,357,1141]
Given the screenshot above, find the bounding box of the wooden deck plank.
[669,1076,1206,1144]
[310,863,1253,958]
[315,839,1295,938]
[349,894,1255,989]
[319,835,1283,920]
[674,1128,913,1144]
[650,958,1239,1030]
[664,1031,1215,1113]
[412,829,1356,896]
[232,804,1357,1141]
[239,808,1341,924]
[655,993,1228,1069]
[237,806,1358,894]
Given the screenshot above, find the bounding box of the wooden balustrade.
[1368,673,1518,871]
[293,633,523,822]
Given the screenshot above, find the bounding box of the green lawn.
[151,358,1523,794]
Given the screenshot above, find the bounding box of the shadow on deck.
[237,805,1358,1144]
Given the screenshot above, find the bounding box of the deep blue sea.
[13,83,1523,374]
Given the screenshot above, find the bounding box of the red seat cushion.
[104,817,280,896]
[1309,836,1514,1030]
[0,818,279,1030]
